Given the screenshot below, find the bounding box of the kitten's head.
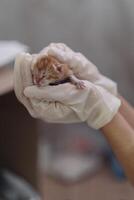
[31,55,67,86]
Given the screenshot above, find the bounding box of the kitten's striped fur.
[31,55,85,89]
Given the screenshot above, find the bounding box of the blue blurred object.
[108,151,125,180]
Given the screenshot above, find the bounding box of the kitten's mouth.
[34,76,44,86]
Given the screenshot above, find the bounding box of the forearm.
[119,95,134,129]
[101,113,134,185]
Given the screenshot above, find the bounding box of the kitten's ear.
[52,64,57,71]
[43,56,50,65]
[37,56,48,69]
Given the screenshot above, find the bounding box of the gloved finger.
[47,47,99,78]
[40,43,73,56]
[24,80,91,104]
[30,98,82,123]
[14,53,38,118]
[39,45,52,55]
[49,43,74,53]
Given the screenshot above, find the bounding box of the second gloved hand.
[47,43,118,95]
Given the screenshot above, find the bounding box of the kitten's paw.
[75,81,86,89]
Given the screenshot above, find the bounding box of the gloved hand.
[14,46,121,129]
[46,43,118,95]
[14,52,38,118]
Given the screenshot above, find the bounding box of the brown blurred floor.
[40,167,134,200]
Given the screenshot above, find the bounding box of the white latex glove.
[46,43,118,95]
[14,49,121,129]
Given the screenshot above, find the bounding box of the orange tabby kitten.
[31,55,85,89]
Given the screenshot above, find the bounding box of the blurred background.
[0,0,134,199]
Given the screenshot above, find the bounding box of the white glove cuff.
[86,86,121,129]
[94,74,118,96]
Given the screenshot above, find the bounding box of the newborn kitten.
[31,55,85,89]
